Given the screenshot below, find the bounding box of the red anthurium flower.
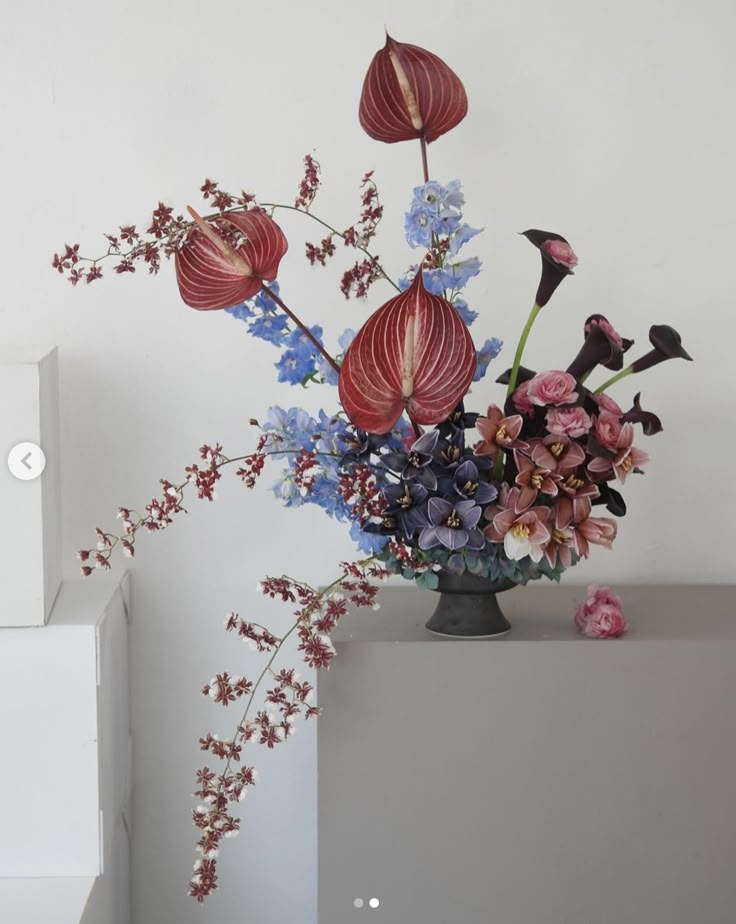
[175,208,288,310]
[338,273,476,433]
[359,35,468,145]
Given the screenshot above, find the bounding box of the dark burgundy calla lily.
[521,230,578,308]
[359,35,467,144]
[338,273,476,433]
[630,324,693,373]
[567,315,632,378]
[621,392,663,436]
[175,208,288,310]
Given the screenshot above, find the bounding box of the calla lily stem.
[505,302,541,400]
[594,366,633,394]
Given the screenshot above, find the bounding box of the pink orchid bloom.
[573,511,618,559]
[530,435,585,474]
[543,496,575,569]
[557,469,600,522]
[588,422,649,483]
[513,450,560,508]
[474,404,528,458]
[484,487,551,563]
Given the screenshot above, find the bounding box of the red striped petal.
[359,35,468,145]
[175,209,288,311]
[338,273,476,433]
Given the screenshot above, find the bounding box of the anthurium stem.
[260,284,340,373]
[505,302,541,400]
[420,136,429,183]
[594,366,633,394]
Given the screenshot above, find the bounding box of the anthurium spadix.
[359,35,468,144]
[338,273,476,433]
[175,207,288,310]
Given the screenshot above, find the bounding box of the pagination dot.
[369,897,380,908]
[353,898,364,908]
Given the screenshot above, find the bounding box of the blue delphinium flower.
[317,328,355,386]
[473,338,504,382]
[404,180,466,249]
[448,224,483,257]
[249,313,289,345]
[438,257,482,291]
[453,297,478,327]
[275,349,317,385]
[350,520,390,555]
[224,301,255,321]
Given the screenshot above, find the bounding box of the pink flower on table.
[512,380,535,415]
[484,486,551,562]
[546,406,592,439]
[474,404,528,458]
[513,450,560,508]
[543,497,575,569]
[594,410,623,452]
[575,584,628,638]
[530,435,585,473]
[527,370,578,407]
[591,393,623,417]
[588,422,649,483]
[572,507,618,558]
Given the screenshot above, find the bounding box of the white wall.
[2,1,734,921]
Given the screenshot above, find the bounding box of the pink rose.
[592,393,623,416]
[541,239,578,271]
[546,406,592,438]
[512,380,535,415]
[527,370,578,407]
[594,411,623,452]
[575,584,628,638]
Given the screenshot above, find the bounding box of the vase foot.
[425,625,511,640]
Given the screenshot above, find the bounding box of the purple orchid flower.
[382,430,440,490]
[452,460,498,505]
[382,482,430,540]
[419,498,486,551]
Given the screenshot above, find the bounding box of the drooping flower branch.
[189,559,388,902]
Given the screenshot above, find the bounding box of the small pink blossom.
[512,380,535,415]
[588,422,649,483]
[546,406,592,439]
[527,370,578,407]
[573,507,618,557]
[541,239,578,271]
[575,584,628,638]
[584,316,623,347]
[592,393,623,416]
[594,410,623,452]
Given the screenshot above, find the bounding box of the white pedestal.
[0,347,61,626]
[0,574,131,878]
[318,585,736,924]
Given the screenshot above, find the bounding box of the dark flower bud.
[630,324,693,373]
[621,392,663,436]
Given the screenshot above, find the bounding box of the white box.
[0,573,131,877]
[0,347,62,626]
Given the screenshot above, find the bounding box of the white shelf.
[0,573,131,878]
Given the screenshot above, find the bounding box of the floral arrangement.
[54,34,691,901]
